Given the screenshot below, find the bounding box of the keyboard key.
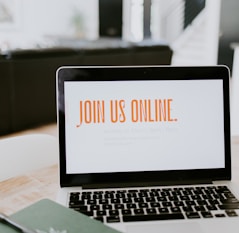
[183,206,193,212]
[107,216,120,223]
[115,204,125,209]
[226,210,238,217]
[202,194,212,200]
[134,209,144,215]
[81,194,91,199]
[219,204,239,209]
[69,201,85,208]
[93,194,103,199]
[70,193,80,201]
[225,193,236,199]
[162,202,172,207]
[122,209,132,215]
[93,191,103,194]
[109,210,119,216]
[82,191,92,195]
[146,197,156,202]
[146,208,157,214]
[97,210,106,216]
[128,190,138,193]
[180,195,190,201]
[191,195,202,201]
[117,190,127,193]
[158,207,169,213]
[122,198,133,203]
[221,198,239,204]
[90,205,100,211]
[138,192,148,198]
[171,191,182,196]
[197,200,207,206]
[116,193,126,198]
[201,211,213,218]
[139,203,149,208]
[149,191,159,197]
[185,200,196,206]
[208,199,219,205]
[182,189,193,195]
[151,202,160,208]
[157,197,167,202]
[94,217,104,222]
[102,204,112,210]
[104,193,114,199]
[99,199,109,205]
[171,207,181,213]
[195,206,206,212]
[206,205,217,211]
[193,190,204,195]
[168,196,179,201]
[71,205,87,211]
[111,199,121,204]
[87,199,97,205]
[174,201,184,207]
[123,213,184,222]
[127,203,137,209]
[127,193,137,198]
[186,212,200,219]
[140,189,150,193]
[134,197,144,203]
[215,214,226,218]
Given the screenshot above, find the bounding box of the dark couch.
[0,39,173,136]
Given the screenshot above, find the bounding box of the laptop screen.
[57,66,231,187]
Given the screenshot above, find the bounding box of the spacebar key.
[123,213,184,222]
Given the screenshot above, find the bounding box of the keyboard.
[68,185,239,223]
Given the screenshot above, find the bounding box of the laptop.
[56,65,239,233]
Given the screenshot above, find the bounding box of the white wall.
[151,0,184,43]
[21,0,98,39]
[0,0,98,50]
[231,46,239,136]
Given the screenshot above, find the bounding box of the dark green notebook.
[0,199,121,233]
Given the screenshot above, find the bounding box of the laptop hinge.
[81,180,213,189]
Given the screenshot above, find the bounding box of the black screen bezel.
[57,66,231,188]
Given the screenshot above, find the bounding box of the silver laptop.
[56,66,239,233]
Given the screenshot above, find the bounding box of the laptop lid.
[56,66,231,188]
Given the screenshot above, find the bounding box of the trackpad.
[126,222,204,233]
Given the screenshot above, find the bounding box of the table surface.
[1,137,239,216]
[0,165,58,215]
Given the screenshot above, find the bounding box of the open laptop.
[56,66,239,233]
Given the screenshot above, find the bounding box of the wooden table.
[1,137,239,216]
[0,165,58,215]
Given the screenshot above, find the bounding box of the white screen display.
[64,80,225,174]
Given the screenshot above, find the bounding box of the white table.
[0,137,239,216]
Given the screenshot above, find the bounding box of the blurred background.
[0,0,238,68]
[0,0,239,136]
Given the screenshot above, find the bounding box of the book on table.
[0,199,121,233]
